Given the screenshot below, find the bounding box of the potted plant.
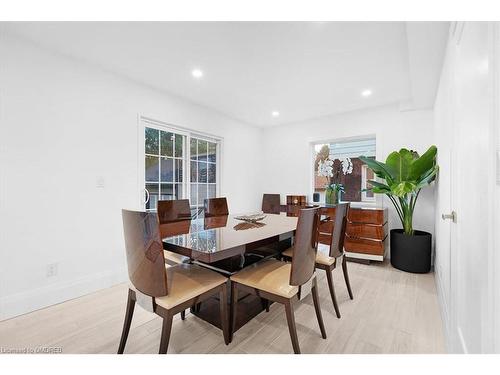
[359,146,438,273]
[317,156,353,205]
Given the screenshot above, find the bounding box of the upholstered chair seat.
[129,263,226,309]
[282,246,336,267]
[154,264,226,309]
[230,259,299,298]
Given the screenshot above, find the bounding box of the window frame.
[137,115,223,210]
[361,163,376,203]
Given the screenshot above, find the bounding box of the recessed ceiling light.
[272,111,280,117]
[191,69,203,79]
[361,89,372,97]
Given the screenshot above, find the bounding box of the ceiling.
[2,22,449,127]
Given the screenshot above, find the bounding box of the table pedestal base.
[191,292,270,333]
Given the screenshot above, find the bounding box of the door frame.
[491,22,500,353]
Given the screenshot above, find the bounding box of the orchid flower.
[317,158,334,177]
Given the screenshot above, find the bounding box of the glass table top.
[162,213,298,256]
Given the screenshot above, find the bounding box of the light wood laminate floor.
[0,259,446,354]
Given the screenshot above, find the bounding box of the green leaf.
[409,145,437,181]
[372,187,390,194]
[366,180,391,192]
[359,156,395,184]
[416,166,439,189]
[391,181,417,197]
[386,149,414,183]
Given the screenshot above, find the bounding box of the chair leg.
[260,298,270,312]
[117,289,135,354]
[342,256,354,300]
[230,282,239,342]
[159,312,174,354]
[219,286,230,345]
[180,310,186,320]
[325,268,341,319]
[311,278,327,339]
[284,299,300,354]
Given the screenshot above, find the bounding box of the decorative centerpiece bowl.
[234,212,267,223]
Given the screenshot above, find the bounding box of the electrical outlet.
[46,263,58,278]
[96,176,105,188]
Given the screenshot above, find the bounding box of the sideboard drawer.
[344,237,386,256]
[319,220,333,234]
[346,222,387,240]
[316,206,388,261]
[318,232,332,246]
[348,208,387,225]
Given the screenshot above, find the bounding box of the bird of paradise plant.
[359,146,438,235]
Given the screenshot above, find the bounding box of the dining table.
[161,212,298,333]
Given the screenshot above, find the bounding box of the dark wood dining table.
[161,213,298,332]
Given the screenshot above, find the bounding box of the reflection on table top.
[162,214,298,260]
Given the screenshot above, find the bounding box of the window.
[313,137,376,203]
[189,137,218,212]
[144,127,185,210]
[142,120,220,212]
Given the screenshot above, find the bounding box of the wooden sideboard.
[318,206,388,262]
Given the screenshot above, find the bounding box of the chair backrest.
[157,199,191,223]
[286,195,307,217]
[289,207,320,286]
[286,195,307,206]
[329,203,350,258]
[204,197,229,217]
[262,194,281,214]
[122,209,168,297]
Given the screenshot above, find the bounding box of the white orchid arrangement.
[317,157,353,193]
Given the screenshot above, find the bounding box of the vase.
[325,188,339,205]
[390,229,432,273]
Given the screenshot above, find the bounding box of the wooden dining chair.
[118,209,230,354]
[157,199,191,266]
[204,197,229,217]
[262,194,281,214]
[286,195,307,217]
[230,207,327,354]
[282,203,352,319]
[158,199,192,222]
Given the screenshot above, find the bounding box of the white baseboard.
[0,268,128,321]
[435,268,451,353]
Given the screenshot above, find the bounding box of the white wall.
[259,104,436,255]
[0,34,263,320]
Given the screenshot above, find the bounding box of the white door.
[434,35,455,343]
[435,22,497,353]
[453,21,493,354]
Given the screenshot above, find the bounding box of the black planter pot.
[390,229,432,273]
